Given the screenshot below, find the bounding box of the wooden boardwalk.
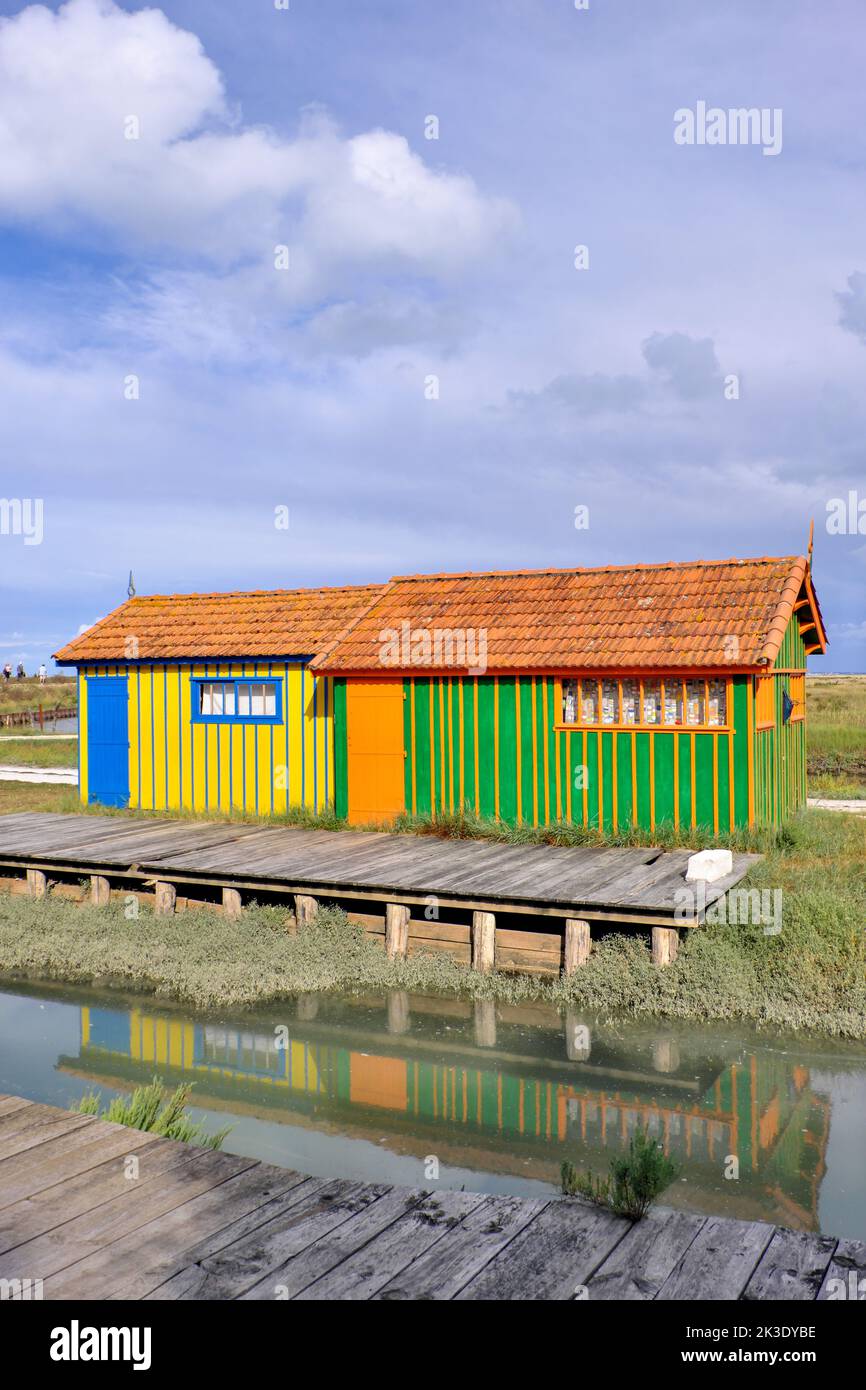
[0,811,758,929]
[0,1095,858,1301]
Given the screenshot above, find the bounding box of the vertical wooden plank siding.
[752,612,809,825]
[78,661,334,814]
[400,673,754,832]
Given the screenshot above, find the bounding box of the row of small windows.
[560,677,728,729]
[198,680,277,719]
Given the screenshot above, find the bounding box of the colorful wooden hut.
[54,584,384,812]
[57,552,826,832]
[311,554,826,831]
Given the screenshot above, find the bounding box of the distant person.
[2,664,11,681]
[38,663,47,685]
[15,663,25,680]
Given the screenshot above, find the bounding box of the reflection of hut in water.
[63,1001,829,1229]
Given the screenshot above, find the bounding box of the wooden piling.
[154,881,176,917]
[294,893,318,926]
[296,994,319,1021]
[26,869,47,899]
[90,874,111,908]
[387,991,410,1035]
[563,918,591,974]
[385,903,410,959]
[652,926,679,967]
[474,998,497,1048]
[222,886,243,919]
[471,910,496,973]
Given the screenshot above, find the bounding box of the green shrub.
[561,1128,678,1220]
[73,1078,231,1150]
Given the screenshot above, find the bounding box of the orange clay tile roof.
[54,584,387,664]
[310,555,826,674]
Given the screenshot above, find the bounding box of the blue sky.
[0,0,863,670]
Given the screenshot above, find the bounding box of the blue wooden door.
[86,677,129,807]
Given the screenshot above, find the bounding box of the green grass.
[0,807,862,1036]
[807,675,866,796]
[73,1078,230,1149]
[0,738,77,768]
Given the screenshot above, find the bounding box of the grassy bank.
[0,675,76,717]
[0,808,862,1036]
[0,738,77,768]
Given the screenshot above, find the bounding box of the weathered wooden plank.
[294,1190,487,1300]
[0,1101,94,1146]
[655,1217,775,1300]
[742,1228,839,1301]
[0,1120,156,1210]
[1,1147,255,1290]
[158,1180,394,1300]
[816,1237,866,1301]
[0,1097,32,1119]
[0,1138,168,1251]
[456,1197,628,1300]
[237,1186,425,1300]
[373,1194,551,1300]
[102,1169,317,1301]
[587,1209,706,1300]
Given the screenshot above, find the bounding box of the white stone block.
[685,849,733,883]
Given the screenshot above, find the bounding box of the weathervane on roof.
[127,570,136,598]
[807,518,814,570]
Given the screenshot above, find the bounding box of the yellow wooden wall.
[78,661,333,814]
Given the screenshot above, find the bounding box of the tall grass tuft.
[73,1078,231,1150]
[561,1128,678,1220]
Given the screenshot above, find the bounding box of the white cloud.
[0,0,514,272]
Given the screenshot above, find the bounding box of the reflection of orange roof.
[54,584,387,663]
[313,555,826,674]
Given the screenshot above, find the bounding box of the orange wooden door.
[345,680,405,825]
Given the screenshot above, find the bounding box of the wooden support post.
[26,868,47,899]
[154,880,176,917]
[652,1038,681,1074]
[563,918,591,974]
[387,991,410,1036]
[652,926,679,967]
[474,998,497,1049]
[297,994,319,1021]
[564,1009,591,1062]
[294,893,318,927]
[471,910,496,973]
[90,874,111,908]
[222,886,243,919]
[385,903,410,959]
